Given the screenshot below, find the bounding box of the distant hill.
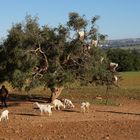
[103,38,140,48]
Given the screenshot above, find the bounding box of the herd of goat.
[0,98,90,122]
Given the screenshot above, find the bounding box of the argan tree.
[0,13,114,102]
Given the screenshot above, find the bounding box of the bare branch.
[26,45,49,71]
[38,45,49,70]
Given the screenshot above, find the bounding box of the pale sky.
[0,0,140,40]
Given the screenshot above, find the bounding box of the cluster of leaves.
[106,48,140,71]
[0,13,113,91]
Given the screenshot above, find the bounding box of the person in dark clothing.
[0,85,8,107]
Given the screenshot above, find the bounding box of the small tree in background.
[106,48,140,71]
[0,12,115,102]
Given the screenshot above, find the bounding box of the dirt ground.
[0,98,139,140]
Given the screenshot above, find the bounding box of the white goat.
[91,39,98,47]
[62,99,75,109]
[77,30,85,41]
[81,102,90,113]
[34,102,53,116]
[52,99,65,110]
[110,62,118,72]
[113,75,119,87]
[0,110,9,121]
[114,75,118,82]
[100,56,104,63]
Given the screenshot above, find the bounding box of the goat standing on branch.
[109,62,118,72]
[77,30,85,41]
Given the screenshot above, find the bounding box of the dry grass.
[120,71,140,88]
[1,71,140,105]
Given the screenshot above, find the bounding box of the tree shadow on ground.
[7,102,20,107]
[14,112,39,116]
[0,102,20,108]
[9,93,50,103]
[62,109,80,113]
[96,110,140,116]
[3,93,50,108]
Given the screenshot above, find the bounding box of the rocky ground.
[0,99,139,140]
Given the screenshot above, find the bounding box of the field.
[0,72,140,140]
[119,45,140,52]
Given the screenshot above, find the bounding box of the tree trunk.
[50,87,64,102]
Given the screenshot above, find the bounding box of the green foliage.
[67,12,87,31]
[0,46,8,82]
[11,69,24,89]
[106,48,140,71]
[0,12,113,92]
